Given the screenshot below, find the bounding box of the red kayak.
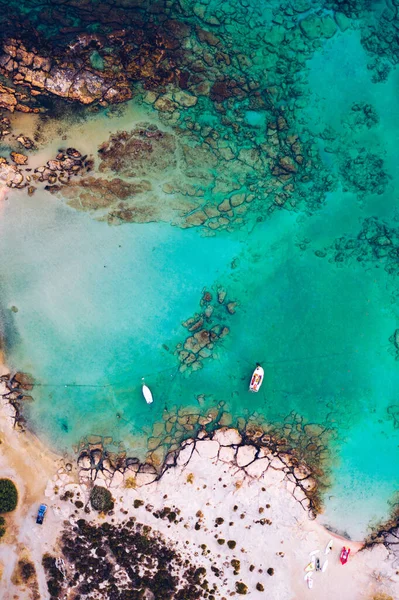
[340,547,350,565]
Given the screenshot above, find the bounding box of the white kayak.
[325,539,333,555]
[249,364,264,392]
[142,384,153,404]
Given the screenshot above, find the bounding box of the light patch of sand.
[0,379,68,599]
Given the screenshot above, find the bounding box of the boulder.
[195,440,220,459]
[245,457,270,477]
[213,427,242,446]
[173,90,198,107]
[10,151,28,165]
[236,445,257,467]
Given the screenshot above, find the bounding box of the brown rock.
[193,329,211,348]
[0,83,18,112]
[278,156,298,173]
[226,302,237,314]
[217,288,227,303]
[185,210,207,226]
[230,193,245,207]
[184,336,201,354]
[203,204,219,218]
[10,151,28,165]
[188,318,204,332]
[154,96,178,113]
[218,198,231,212]
[16,135,34,150]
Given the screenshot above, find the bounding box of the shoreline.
[1,376,399,598]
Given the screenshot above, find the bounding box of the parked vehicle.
[36,504,47,525]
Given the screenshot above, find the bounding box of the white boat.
[249,364,264,392]
[142,384,153,404]
[325,539,333,555]
[321,559,328,573]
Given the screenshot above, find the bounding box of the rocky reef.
[175,287,236,374]
[75,407,333,520]
[364,507,399,567]
[0,0,351,231]
[314,217,399,277]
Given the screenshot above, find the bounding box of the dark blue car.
[36,504,47,525]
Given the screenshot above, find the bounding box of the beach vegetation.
[89,486,114,512]
[217,538,225,545]
[187,472,194,483]
[256,583,264,591]
[18,560,35,582]
[0,479,18,512]
[0,515,5,538]
[124,476,137,489]
[231,559,240,574]
[267,567,274,576]
[235,582,248,594]
[133,499,144,508]
[227,540,236,549]
[42,554,63,599]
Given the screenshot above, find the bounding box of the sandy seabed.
[0,378,398,600]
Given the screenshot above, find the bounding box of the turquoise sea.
[1,0,399,539]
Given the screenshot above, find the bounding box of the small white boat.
[249,364,264,392]
[142,384,153,404]
[325,539,333,555]
[321,559,328,573]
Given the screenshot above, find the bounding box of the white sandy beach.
[0,380,398,600]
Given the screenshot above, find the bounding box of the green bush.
[0,479,18,512]
[0,515,5,538]
[89,486,114,512]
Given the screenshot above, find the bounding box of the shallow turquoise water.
[2,187,399,537]
[1,0,399,540]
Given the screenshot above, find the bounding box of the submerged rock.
[10,151,28,165]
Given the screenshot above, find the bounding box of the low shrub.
[89,486,114,512]
[0,479,18,512]
[0,515,5,538]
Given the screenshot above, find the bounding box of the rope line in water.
[12,344,376,389]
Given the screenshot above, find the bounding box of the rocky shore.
[1,379,398,600]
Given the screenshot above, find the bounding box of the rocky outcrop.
[75,406,332,520]
[175,287,236,374]
[364,509,399,564]
[0,146,88,192]
[0,38,132,108]
[98,125,177,178]
[314,217,399,277]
